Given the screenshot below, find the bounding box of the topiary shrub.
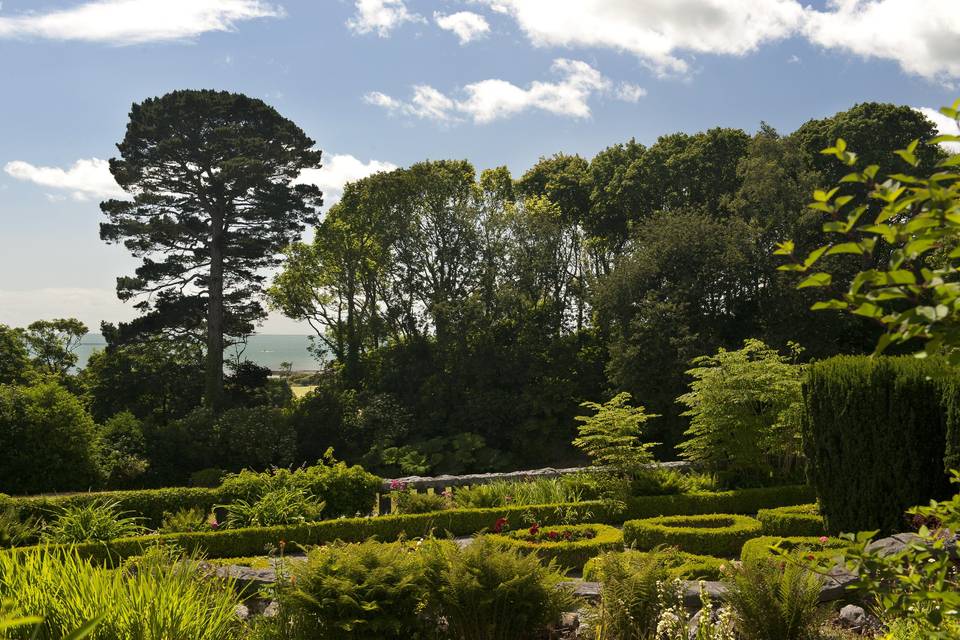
[756,504,825,537]
[803,356,954,534]
[739,536,850,565]
[582,548,726,582]
[486,523,623,570]
[623,514,762,557]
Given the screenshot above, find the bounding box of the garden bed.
[486,523,623,569]
[623,513,763,557]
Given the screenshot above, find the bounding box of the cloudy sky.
[1,0,958,333]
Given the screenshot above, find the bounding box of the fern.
[725,556,826,640]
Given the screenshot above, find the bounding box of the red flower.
[547,531,559,540]
[493,517,508,533]
[562,530,572,540]
[529,523,540,535]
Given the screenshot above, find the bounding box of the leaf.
[798,273,832,288]
[811,300,849,310]
[826,242,864,256]
[63,615,103,640]
[803,246,829,269]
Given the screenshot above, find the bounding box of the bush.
[0,509,38,548]
[452,476,595,509]
[218,459,380,519]
[43,498,143,543]
[214,405,297,471]
[623,514,762,557]
[190,467,227,487]
[280,539,435,640]
[678,339,805,487]
[756,504,825,537]
[394,491,449,514]
[221,486,325,528]
[623,484,815,520]
[0,546,239,639]
[583,548,727,582]
[803,356,955,534]
[160,507,212,533]
[725,556,826,640]
[0,382,102,494]
[487,523,623,570]
[97,411,150,488]
[584,549,673,639]
[739,536,850,565]
[426,537,576,640]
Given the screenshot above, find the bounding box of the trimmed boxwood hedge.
[486,524,623,570]
[739,535,850,564]
[623,514,762,557]
[623,484,814,520]
[582,549,726,582]
[756,504,825,537]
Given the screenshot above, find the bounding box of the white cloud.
[788,54,801,64]
[0,0,283,45]
[915,107,960,154]
[4,158,125,200]
[434,11,489,44]
[0,287,135,330]
[366,58,624,124]
[614,82,647,103]
[296,153,398,204]
[347,0,421,37]
[473,0,806,75]
[804,0,960,83]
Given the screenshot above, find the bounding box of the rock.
[262,601,280,618]
[234,603,251,621]
[570,581,601,603]
[682,581,726,612]
[819,564,857,602]
[559,612,579,630]
[838,604,866,628]
[865,533,920,557]
[209,564,277,594]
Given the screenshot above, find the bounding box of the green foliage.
[394,491,449,514]
[487,523,623,570]
[623,514,763,557]
[0,326,32,386]
[19,318,88,377]
[756,504,825,537]
[217,459,380,519]
[0,382,102,494]
[159,507,211,534]
[190,468,227,487]
[452,477,594,509]
[582,548,727,583]
[212,406,297,471]
[677,339,805,487]
[739,536,850,565]
[221,487,325,529]
[43,499,143,544]
[585,549,673,640]
[96,411,149,488]
[0,511,37,549]
[725,557,827,640]
[281,540,435,640]
[656,579,736,640]
[574,393,658,475]
[0,546,239,639]
[803,355,954,534]
[426,537,576,640]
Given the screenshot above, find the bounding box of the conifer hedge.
[803,356,956,535]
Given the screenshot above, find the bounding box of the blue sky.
[1,0,958,333]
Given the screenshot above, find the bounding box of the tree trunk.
[205,213,225,408]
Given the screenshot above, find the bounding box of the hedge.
[756,504,825,537]
[582,549,726,582]
[4,463,381,528]
[739,536,850,565]
[486,524,623,570]
[804,356,955,535]
[622,485,814,520]
[623,514,762,557]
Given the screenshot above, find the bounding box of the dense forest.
[0,94,946,492]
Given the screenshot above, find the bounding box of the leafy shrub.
[426,537,576,640]
[725,557,826,640]
[585,549,672,639]
[190,467,227,487]
[218,458,380,518]
[0,382,102,494]
[394,491,449,514]
[280,539,435,640]
[623,514,763,557]
[630,468,717,496]
[43,499,143,543]
[756,503,825,537]
[160,507,212,534]
[221,487,325,528]
[739,536,849,565]
[583,548,727,582]
[96,411,149,489]
[0,509,38,548]
[487,523,623,570]
[452,476,594,509]
[803,355,954,534]
[0,546,239,639]
[213,405,297,471]
[677,339,805,488]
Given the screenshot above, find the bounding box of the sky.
[1,0,959,334]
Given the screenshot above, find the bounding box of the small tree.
[20,318,88,376]
[677,339,805,487]
[573,392,659,501]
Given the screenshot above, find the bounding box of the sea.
[75,334,320,372]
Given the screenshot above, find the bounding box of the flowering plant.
[509,526,597,544]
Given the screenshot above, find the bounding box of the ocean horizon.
[76,334,321,372]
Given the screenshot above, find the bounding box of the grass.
[290,385,317,398]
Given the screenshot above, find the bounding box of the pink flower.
[818,536,829,544]
[390,479,407,491]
